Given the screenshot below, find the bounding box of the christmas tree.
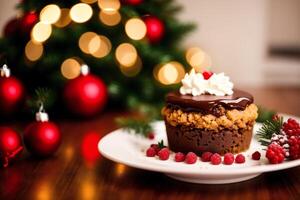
[0,0,198,118]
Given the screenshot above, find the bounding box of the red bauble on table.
[64,66,107,117]
[0,127,23,167]
[3,18,20,37]
[24,110,61,157]
[143,16,165,43]
[0,64,25,115]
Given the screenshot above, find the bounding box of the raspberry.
[202,71,213,80]
[147,132,155,140]
[252,151,261,160]
[210,153,221,165]
[201,152,213,162]
[235,154,245,164]
[288,136,300,160]
[174,152,185,162]
[283,118,300,137]
[223,153,234,165]
[185,152,197,164]
[158,148,170,160]
[150,144,161,155]
[266,143,285,164]
[146,147,156,157]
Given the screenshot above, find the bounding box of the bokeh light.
[79,32,98,54]
[115,164,126,177]
[98,0,120,12]
[91,35,112,58]
[70,3,93,23]
[186,47,212,72]
[61,58,82,79]
[99,10,121,26]
[54,8,71,28]
[31,22,52,43]
[81,0,98,4]
[120,56,142,77]
[115,43,138,67]
[81,131,102,165]
[88,35,101,54]
[155,61,185,85]
[125,18,147,40]
[25,40,43,61]
[40,4,61,24]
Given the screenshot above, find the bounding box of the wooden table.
[1,87,300,200]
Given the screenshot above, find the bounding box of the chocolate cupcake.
[162,69,258,155]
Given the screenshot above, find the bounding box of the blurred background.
[0,0,299,119]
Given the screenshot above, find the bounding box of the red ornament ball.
[0,75,24,115]
[0,127,23,167]
[121,0,143,5]
[144,16,165,43]
[20,11,38,34]
[24,121,61,157]
[3,18,20,37]
[64,74,107,117]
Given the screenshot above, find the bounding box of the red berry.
[223,153,234,165]
[235,154,246,164]
[150,144,160,155]
[288,136,300,160]
[201,152,213,162]
[283,118,300,137]
[210,153,221,165]
[202,71,213,80]
[252,151,261,160]
[146,147,156,157]
[174,152,185,162]
[266,143,285,164]
[147,132,155,140]
[158,148,170,160]
[185,152,197,164]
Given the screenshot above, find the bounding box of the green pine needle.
[116,118,153,137]
[257,116,283,146]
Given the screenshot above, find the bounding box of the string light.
[81,0,97,4]
[98,0,120,12]
[88,35,101,54]
[79,32,98,54]
[120,56,142,77]
[25,40,43,61]
[70,3,93,23]
[31,22,52,43]
[91,35,112,58]
[40,4,61,24]
[115,43,138,67]
[186,47,212,72]
[54,8,71,28]
[125,18,147,40]
[61,58,82,79]
[156,61,185,85]
[99,10,121,26]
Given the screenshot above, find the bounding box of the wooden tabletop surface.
[1,87,300,200]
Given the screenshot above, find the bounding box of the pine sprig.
[116,118,153,137]
[257,116,283,146]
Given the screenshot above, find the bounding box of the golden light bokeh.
[25,40,44,61]
[81,0,98,4]
[155,61,185,85]
[99,10,121,26]
[125,18,147,40]
[54,8,71,28]
[115,164,126,177]
[79,32,98,54]
[115,43,138,67]
[31,22,52,43]
[91,35,112,58]
[88,35,101,54]
[186,47,212,72]
[61,58,82,79]
[120,56,142,77]
[40,4,61,24]
[98,0,120,12]
[70,3,93,23]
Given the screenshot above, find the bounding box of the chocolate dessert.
[162,70,258,155]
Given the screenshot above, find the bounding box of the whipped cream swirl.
[179,69,234,96]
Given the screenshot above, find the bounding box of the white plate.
[98,115,300,184]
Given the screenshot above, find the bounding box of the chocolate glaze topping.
[166,89,253,115]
